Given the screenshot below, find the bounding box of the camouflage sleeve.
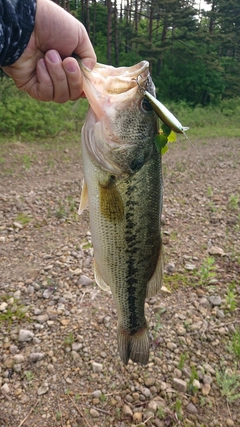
[0,0,36,66]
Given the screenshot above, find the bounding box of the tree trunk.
[107,0,112,64]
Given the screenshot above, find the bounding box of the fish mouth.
[79,60,151,119]
[80,60,150,94]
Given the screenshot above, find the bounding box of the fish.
[79,61,164,365]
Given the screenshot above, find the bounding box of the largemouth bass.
[79,61,163,365]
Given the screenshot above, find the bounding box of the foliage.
[228,329,240,359]
[216,365,240,403]
[197,257,216,285]
[226,283,237,312]
[0,77,88,139]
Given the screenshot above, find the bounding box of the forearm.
[0,0,36,67]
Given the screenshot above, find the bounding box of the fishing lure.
[136,76,189,135]
[143,90,189,135]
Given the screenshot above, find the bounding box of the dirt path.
[0,137,239,427]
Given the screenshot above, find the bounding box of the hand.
[2,0,96,103]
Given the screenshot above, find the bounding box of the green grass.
[216,365,240,403]
[228,329,240,359]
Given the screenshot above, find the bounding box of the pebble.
[72,342,82,352]
[122,404,133,417]
[0,302,8,311]
[226,419,234,426]
[36,314,49,323]
[144,377,155,387]
[90,408,100,418]
[18,329,34,342]
[29,353,45,363]
[141,387,151,398]
[187,402,198,414]
[92,390,102,399]
[13,354,24,364]
[91,362,103,373]
[79,274,93,286]
[132,412,143,423]
[147,400,158,414]
[184,263,196,271]
[172,378,187,393]
[209,296,222,306]
[1,383,10,395]
[202,383,211,396]
[37,384,49,395]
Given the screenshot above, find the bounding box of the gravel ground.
[0,137,239,427]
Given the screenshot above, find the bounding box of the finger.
[44,50,70,103]
[75,26,97,70]
[33,58,54,102]
[62,57,83,101]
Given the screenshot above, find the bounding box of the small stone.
[13,221,23,229]
[192,379,201,390]
[208,246,225,256]
[72,342,82,352]
[184,263,196,271]
[122,404,133,417]
[29,353,45,363]
[199,297,211,308]
[148,400,158,414]
[133,412,143,423]
[203,363,215,374]
[141,387,151,398]
[79,275,93,286]
[37,385,49,395]
[203,375,212,385]
[167,342,177,351]
[1,383,10,395]
[0,236,6,243]
[202,383,211,396]
[47,364,54,374]
[172,378,187,393]
[13,354,24,364]
[90,408,100,418]
[18,329,34,342]
[71,351,81,361]
[72,268,82,275]
[144,377,155,387]
[9,345,18,355]
[42,289,54,299]
[177,326,186,336]
[187,402,198,414]
[132,392,140,401]
[209,296,222,306]
[166,263,175,273]
[226,418,234,427]
[0,302,8,311]
[92,390,102,399]
[36,314,49,323]
[91,362,103,373]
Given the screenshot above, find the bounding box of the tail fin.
[117,326,149,365]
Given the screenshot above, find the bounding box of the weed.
[24,371,34,381]
[55,411,61,421]
[15,213,31,225]
[188,366,199,394]
[207,186,213,197]
[178,352,188,370]
[228,329,240,359]
[198,257,216,285]
[157,406,166,419]
[64,333,74,347]
[174,398,183,420]
[228,194,239,210]
[226,282,237,311]
[55,202,67,219]
[0,297,27,325]
[216,365,240,403]
[99,393,107,402]
[21,154,32,170]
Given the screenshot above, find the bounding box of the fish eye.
[140,97,152,112]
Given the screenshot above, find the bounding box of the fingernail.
[65,61,78,73]
[39,58,47,69]
[47,50,61,64]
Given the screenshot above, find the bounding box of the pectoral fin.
[78,180,88,215]
[146,238,164,298]
[99,176,124,223]
[94,260,111,292]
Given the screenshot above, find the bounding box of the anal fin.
[78,179,88,215]
[94,260,111,292]
[146,238,164,298]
